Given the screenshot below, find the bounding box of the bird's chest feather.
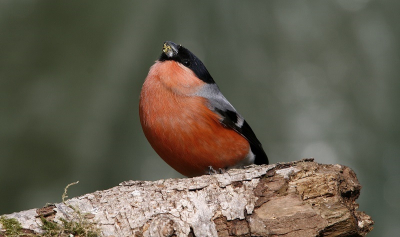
[140,77,217,141]
[139,61,215,136]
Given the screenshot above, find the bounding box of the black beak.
[162,41,179,58]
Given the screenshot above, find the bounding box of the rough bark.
[1,159,373,236]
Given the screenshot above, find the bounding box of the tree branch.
[1,159,374,236]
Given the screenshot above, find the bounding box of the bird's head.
[159,41,215,84]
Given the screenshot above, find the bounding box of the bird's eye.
[182,60,191,67]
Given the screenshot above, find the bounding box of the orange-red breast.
[139,41,268,177]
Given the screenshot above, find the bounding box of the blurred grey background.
[0,1,399,236]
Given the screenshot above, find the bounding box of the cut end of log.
[249,160,373,237]
[1,159,374,236]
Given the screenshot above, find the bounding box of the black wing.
[195,84,269,165]
[214,108,269,165]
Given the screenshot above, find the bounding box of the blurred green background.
[1,1,399,236]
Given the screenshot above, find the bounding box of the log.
[0,159,373,236]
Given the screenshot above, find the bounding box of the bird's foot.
[207,166,226,175]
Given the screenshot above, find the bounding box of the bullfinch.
[139,41,268,177]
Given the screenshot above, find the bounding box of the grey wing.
[194,84,269,165]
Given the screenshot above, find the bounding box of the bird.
[139,41,268,177]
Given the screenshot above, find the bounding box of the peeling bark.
[1,159,374,236]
